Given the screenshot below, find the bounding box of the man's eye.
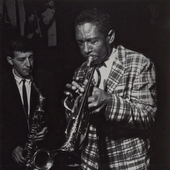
[29,56,34,60]
[91,40,97,44]
[77,41,83,46]
[18,59,24,62]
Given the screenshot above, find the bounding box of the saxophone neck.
[31,76,45,102]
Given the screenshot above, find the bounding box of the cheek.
[80,51,87,58]
[96,44,107,57]
[30,60,34,65]
[13,63,20,69]
[15,63,24,71]
[16,66,23,72]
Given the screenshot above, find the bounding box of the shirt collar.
[104,47,117,68]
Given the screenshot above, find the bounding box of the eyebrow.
[17,55,33,59]
[76,37,98,42]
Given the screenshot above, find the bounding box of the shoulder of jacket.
[117,45,151,66]
[1,70,13,83]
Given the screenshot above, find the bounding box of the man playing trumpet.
[64,8,157,170]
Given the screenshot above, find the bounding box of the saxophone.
[22,76,45,169]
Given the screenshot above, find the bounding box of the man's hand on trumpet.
[88,86,111,113]
[64,77,111,114]
[65,77,86,98]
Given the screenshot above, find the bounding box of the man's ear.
[107,30,115,44]
[7,56,13,65]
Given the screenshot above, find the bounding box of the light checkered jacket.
[70,45,157,170]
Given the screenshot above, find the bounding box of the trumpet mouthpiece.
[87,56,93,67]
[88,56,99,67]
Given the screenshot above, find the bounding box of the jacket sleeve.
[105,59,157,130]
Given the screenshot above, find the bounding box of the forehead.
[13,51,33,58]
[76,23,103,39]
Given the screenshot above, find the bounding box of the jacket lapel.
[9,72,24,112]
[106,46,125,94]
[7,72,28,125]
[106,59,124,93]
[30,83,39,122]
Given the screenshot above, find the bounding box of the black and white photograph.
[0,0,170,170]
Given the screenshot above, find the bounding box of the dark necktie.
[22,79,28,114]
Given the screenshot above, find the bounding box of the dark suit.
[1,69,65,170]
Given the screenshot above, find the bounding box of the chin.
[23,74,30,78]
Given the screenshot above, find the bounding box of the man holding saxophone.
[64,8,157,170]
[1,37,64,170]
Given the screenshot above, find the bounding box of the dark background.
[0,0,170,169]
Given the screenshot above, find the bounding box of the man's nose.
[83,42,92,54]
[25,58,31,67]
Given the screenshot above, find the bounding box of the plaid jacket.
[69,45,157,170]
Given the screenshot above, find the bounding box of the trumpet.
[30,56,101,169]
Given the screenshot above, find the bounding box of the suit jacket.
[1,68,65,169]
[69,45,157,170]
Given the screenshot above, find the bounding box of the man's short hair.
[75,8,114,36]
[5,36,33,58]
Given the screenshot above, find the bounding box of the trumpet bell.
[31,149,80,170]
[32,149,54,170]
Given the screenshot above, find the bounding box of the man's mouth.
[87,56,103,67]
[24,68,32,73]
[87,55,98,61]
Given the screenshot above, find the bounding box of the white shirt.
[13,69,31,116]
[93,48,117,90]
